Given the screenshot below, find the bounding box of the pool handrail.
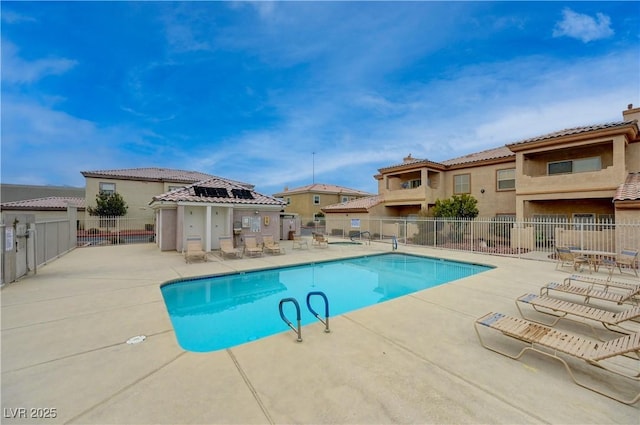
[278,297,302,342]
[306,291,330,333]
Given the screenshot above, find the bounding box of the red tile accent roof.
[507,121,636,147]
[273,183,374,197]
[379,146,514,172]
[614,173,640,201]
[441,146,514,166]
[151,178,285,206]
[322,195,384,212]
[81,167,252,188]
[1,197,85,211]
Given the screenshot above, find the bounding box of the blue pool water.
[161,253,491,352]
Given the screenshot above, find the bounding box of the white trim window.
[453,174,470,194]
[99,182,116,195]
[496,169,515,190]
[313,195,320,205]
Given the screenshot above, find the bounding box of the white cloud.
[553,8,614,43]
[1,10,36,24]
[1,40,77,84]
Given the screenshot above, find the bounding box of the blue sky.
[2,1,639,196]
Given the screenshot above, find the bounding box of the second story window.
[99,182,116,195]
[341,196,349,203]
[454,174,470,194]
[496,169,515,190]
[401,179,421,189]
[286,197,291,205]
[313,195,320,205]
[548,157,601,175]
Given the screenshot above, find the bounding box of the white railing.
[77,216,155,246]
[317,216,640,260]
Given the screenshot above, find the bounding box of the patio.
[1,241,638,424]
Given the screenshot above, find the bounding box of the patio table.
[570,249,616,274]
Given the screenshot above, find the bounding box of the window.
[573,213,596,231]
[286,197,291,205]
[496,169,515,190]
[401,179,421,189]
[168,185,183,191]
[99,182,115,195]
[548,157,601,175]
[453,174,470,194]
[313,195,320,205]
[341,196,349,203]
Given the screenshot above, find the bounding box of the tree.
[431,194,479,219]
[87,192,128,217]
[430,194,479,243]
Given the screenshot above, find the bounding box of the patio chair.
[474,312,640,404]
[601,249,639,278]
[219,236,242,259]
[516,293,640,337]
[263,234,284,254]
[540,278,640,306]
[185,237,207,263]
[292,235,309,249]
[243,235,263,257]
[312,232,329,248]
[555,246,589,272]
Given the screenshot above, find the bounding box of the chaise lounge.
[540,276,640,306]
[475,312,640,404]
[516,293,640,337]
[184,236,207,263]
[262,234,284,254]
[243,235,263,257]
[219,236,243,259]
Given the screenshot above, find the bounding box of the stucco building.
[273,183,374,221]
[324,104,640,224]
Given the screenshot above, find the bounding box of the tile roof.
[273,183,374,197]
[441,146,514,166]
[1,197,85,211]
[378,146,514,172]
[151,177,286,206]
[614,172,640,202]
[507,121,636,147]
[81,167,253,188]
[377,157,445,172]
[322,195,384,212]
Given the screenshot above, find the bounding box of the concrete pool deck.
[1,241,638,424]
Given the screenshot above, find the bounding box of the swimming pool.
[161,253,491,352]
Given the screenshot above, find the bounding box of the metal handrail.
[306,291,330,333]
[278,297,303,342]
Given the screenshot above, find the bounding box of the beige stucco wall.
[85,177,164,222]
[1,209,85,224]
[280,192,367,218]
[626,141,640,172]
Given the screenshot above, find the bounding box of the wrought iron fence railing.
[313,216,640,261]
[77,216,155,246]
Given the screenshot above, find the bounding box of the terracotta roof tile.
[508,121,635,147]
[614,172,640,201]
[1,197,85,211]
[273,183,374,197]
[322,195,384,212]
[81,167,252,188]
[441,146,514,166]
[152,178,285,206]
